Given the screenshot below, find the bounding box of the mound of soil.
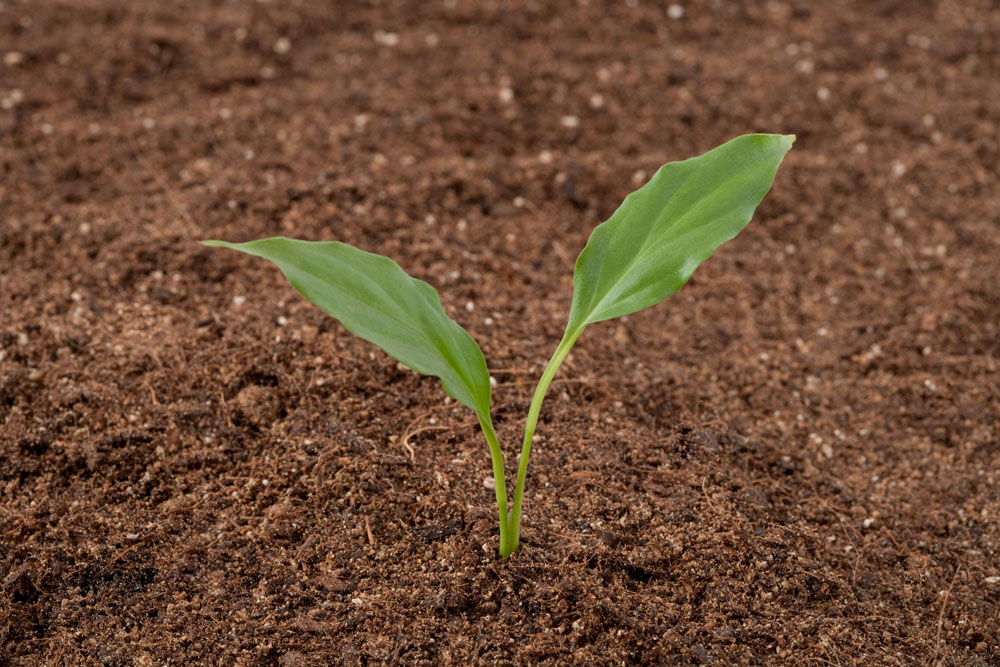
[2,1,998,664]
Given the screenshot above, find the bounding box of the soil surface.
[2,1,999,664]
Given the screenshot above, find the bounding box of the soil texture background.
[1,1,999,664]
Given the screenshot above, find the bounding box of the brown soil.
[2,1,998,664]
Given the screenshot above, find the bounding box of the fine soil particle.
[2,1,998,664]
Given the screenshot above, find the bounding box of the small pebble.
[273,37,291,54]
[374,30,399,47]
[560,115,580,128]
[1,89,24,110]
[667,4,684,19]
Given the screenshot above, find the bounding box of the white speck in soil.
[374,30,399,47]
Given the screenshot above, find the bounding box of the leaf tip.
[202,240,235,249]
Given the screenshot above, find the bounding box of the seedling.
[205,134,793,558]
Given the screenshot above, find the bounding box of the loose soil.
[2,1,998,664]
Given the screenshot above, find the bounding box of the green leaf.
[203,237,492,419]
[566,134,794,334]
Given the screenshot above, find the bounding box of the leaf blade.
[567,134,794,333]
[204,237,492,418]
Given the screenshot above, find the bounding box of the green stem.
[501,327,584,557]
[478,413,510,553]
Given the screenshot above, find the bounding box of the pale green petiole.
[499,327,584,558]
[478,414,511,550]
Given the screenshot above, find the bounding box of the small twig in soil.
[398,408,475,462]
[700,477,721,515]
[146,382,160,406]
[932,565,960,666]
[218,388,233,427]
[96,531,159,576]
[364,516,375,546]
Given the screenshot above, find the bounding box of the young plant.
[205,134,794,558]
